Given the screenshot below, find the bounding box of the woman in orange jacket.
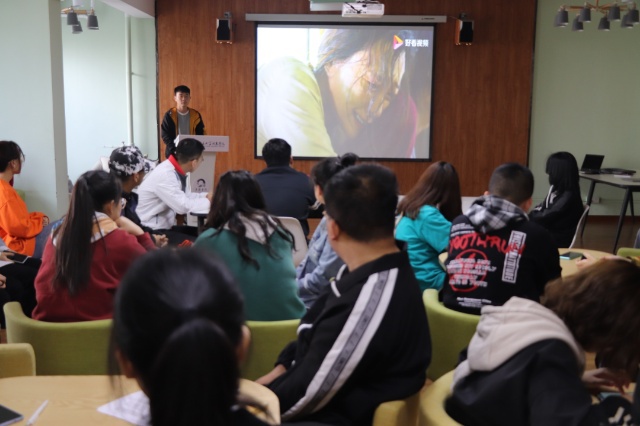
[0,141,53,258]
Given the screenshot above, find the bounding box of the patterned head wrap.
[109,146,153,177]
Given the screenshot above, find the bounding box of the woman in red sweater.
[32,170,154,322]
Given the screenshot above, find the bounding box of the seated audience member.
[137,138,210,241]
[0,236,41,326]
[396,161,462,292]
[442,163,561,315]
[108,146,168,248]
[254,138,316,237]
[0,140,57,258]
[529,151,584,248]
[258,164,431,425]
[32,170,153,322]
[446,259,640,426]
[194,170,305,321]
[111,249,275,426]
[296,153,358,309]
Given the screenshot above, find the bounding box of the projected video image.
[256,24,435,160]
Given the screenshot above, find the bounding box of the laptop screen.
[581,154,604,171]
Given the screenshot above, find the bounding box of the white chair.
[277,216,309,267]
[568,204,590,249]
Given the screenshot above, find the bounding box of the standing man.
[161,85,205,159]
[254,138,316,237]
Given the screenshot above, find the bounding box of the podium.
[174,135,229,226]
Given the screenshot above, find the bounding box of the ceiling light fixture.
[61,0,99,34]
[554,1,639,31]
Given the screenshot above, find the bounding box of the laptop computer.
[580,154,605,174]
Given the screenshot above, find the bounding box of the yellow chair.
[419,370,461,426]
[423,289,479,381]
[617,247,640,258]
[0,343,36,378]
[3,302,112,375]
[241,319,300,381]
[372,385,424,426]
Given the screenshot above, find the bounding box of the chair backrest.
[241,319,300,381]
[617,247,640,258]
[419,370,461,426]
[0,343,36,378]
[3,302,112,375]
[568,204,590,249]
[277,216,308,267]
[423,289,479,381]
[373,385,424,426]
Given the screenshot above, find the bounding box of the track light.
[555,7,570,27]
[598,15,611,30]
[572,15,584,31]
[72,22,83,34]
[66,10,79,26]
[608,4,621,21]
[87,11,99,30]
[579,6,591,22]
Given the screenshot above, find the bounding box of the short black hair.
[324,164,398,242]
[175,138,204,163]
[262,138,291,167]
[488,163,534,205]
[174,85,191,95]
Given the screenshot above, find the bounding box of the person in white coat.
[137,138,211,243]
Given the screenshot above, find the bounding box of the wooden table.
[439,248,610,278]
[557,248,610,276]
[579,172,640,253]
[0,376,280,425]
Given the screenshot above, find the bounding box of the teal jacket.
[395,205,451,292]
[195,226,305,321]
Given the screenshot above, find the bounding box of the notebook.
[580,154,605,174]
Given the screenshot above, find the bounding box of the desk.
[0,376,280,425]
[580,172,640,253]
[439,248,610,278]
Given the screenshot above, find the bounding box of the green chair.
[3,302,112,375]
[372,385,424,426]
[617,247,640,258]
[419,370,461,426]
[0,343,36,378]
[423,289,479,381]
[241,319,300,381]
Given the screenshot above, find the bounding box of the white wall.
[0,0,70,217]
[60,0,157,183]
[530,3,640,214]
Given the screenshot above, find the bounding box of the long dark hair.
[546,152,580,194]
[397,161,462,221]
[311,153,359,191]
[0,141,25,172]
[204,170,292,268]
[53,170,121,296]
[111,249,246,426]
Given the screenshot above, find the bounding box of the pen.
[25,400,48,426]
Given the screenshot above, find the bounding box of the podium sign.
[174,135,229,225]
